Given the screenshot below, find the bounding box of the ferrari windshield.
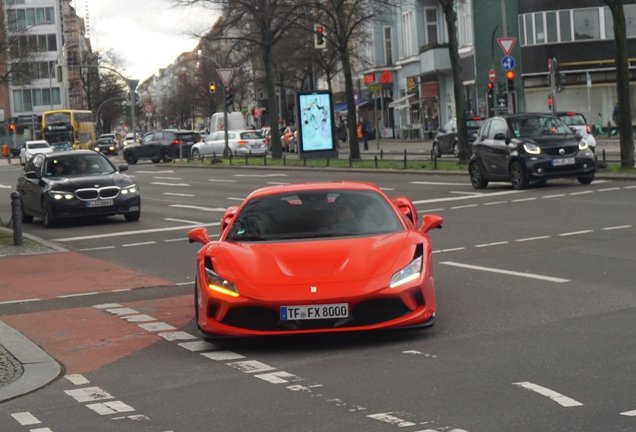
[510,116,572,137]
[226,190,404,241]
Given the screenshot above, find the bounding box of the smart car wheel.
[577,173,595,185]
[41,198,55,228]
[469,161,489,189]
[510,161,529,190]
[192,149,201,160]
[124,152,137,165]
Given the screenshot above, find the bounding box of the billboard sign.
[296,90,337,157]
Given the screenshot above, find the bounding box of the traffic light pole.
[223,84,229,158]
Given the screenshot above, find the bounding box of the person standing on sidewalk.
[358,118,369,151]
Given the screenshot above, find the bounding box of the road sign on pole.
[497,38,516,56]
[489,69,496,82]
[501,56,515,71]
[216,69,234,86]
[143,103,154,114]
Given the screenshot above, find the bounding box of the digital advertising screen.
[296,91,336,154]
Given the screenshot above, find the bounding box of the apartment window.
[47,34,57,51]
[8,0,26,4]
[32,89,42,106]
[425,8,438,45]
[560,11,572,41]
[604,7,614,39]
[534,13,545,44]
[458,0,473,46]
[384,27,393,65]
[574,9,600,40]
[26,8,36,26]
[625,5,636,37]
[402,11,414,57]
[43,8,55,24]
[546,12,558,42]
[525,14,534,44]
[519,16,526,45]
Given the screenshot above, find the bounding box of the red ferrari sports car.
[188,181,443,338]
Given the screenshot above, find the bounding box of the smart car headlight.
[204,267,239,297]
[579,139,589,150]
[120,184,138,194]
[389,256,422,288]
[523,143,541,154]
[49,191,74,200]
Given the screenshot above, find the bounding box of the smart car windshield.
[510,116,571,137]
[226,190,403,242]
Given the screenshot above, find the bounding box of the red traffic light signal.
[506,71,515,80]
[9,124,15,131]
[547,95,553,110]
[314,24,326,49]
[487,82,493,90]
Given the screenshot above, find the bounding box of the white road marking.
[179,341,218,352]
[113,414,150,421]
[451,204,478,209]
[0,298,41,305]
[287,385,312,392]
[598,187,621,192]
[516,236,551,242]
[164,218,203,225]
[200,351,245,361]
[208,179,237,182]
[150,182,190,187]
[94,303,121,309]
[570,190,593,195]
[57,292,98,298]
[30,428,53,432]
[153,176,182,180]
[558,230,593,236]
[163,192,195,197]
[138,322,176,332]
[624,185,636,189]
[105,308,138,315]
[0,184,12,188]
[410,181,471,186]
[86,401,135,415]
[543,194,565,198]
[226,360,276,373]
[121,315,156,323]
[111,289,131,292]
[512,197,536,202]
[255,372,303,384]
[449,191,483,195]
[420,208,445,213]
[53,222,220,241]
[267,181,290,185]
[513,382,583,407]
[232,174,288,177]
[483,201,507,205]
[413,189,525,204]
[122,241,156,247]
[157,331,197,341]
[65,387,114,403]
[11,412,41,425]
[433,247,466,254]
[475,241,508,248]
[367,413,416,427]
[620,409,636,416]
[591,180,611,184]
[65,374,90,385]
[169,204,227,212]
[77,246,115,251]
[402,350,422,354]
[227,197,246,201]
[379,187,395,191]
[175,281,195,286]
[136,170,174,173]
[602,225,632,230]
[165,238,190,242]
[441,262,569,283]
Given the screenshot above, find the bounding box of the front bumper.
[47,194,140,219]
[524,151,596,180]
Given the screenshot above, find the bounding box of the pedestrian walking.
[359,118,369,151]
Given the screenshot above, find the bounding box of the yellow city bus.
[42,110,96,149]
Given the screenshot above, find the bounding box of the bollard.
[327,157,329,167]
[374,155,378,168]
[602,149,606,162]
[434,152,438,169]
[403,150,407,169]
[380,149,384,159]
[10,192,22,246]
[303,157,307,166]
[263,154,266,165]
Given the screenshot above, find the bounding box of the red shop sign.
[380,71,393,83]
[363,73,375,84]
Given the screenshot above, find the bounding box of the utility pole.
[501,0,510,114]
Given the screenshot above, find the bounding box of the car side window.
[154,132,164,140]
[487,120,508,140]
[442,120,453,132]
[141,134,153,144]
[479,121,490,139]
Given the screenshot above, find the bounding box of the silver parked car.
[191,130,269,158]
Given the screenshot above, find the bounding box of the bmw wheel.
[510,161,529,190]
[124,210,141,222]
[469,161,489,189]
[124,152,137,165]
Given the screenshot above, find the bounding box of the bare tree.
[438,0,469,161]
[603,0,634,168]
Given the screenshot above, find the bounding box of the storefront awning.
[388,94,416,109]
[333,103,348,112]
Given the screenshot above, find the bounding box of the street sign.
[3,123,8,129]
[501,56,515,71]
[497,38,516,56]
[489,69,496,82]
[216,68,234,86]
[143,103,154,114]
[368,83,383,91]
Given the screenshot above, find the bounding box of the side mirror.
[390,197,417,228]
[420,214,443,233]
[25,171,38,179]
[220,206,239,235]
[493,133,506,141]
[119,164,128,172]
[188,227,211,245]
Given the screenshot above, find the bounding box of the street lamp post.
[48,42,79,110]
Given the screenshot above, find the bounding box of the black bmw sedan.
[468,113,596,190]
[17,150,140,227]
[94,138,119,156]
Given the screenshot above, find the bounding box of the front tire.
[510,161,529,190]
[124,210,140,222]
[577,173,595,185]
[192,149,201,160]
[469,161,489,189]
[124,152,137,165]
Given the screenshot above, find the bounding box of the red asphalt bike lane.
[1,252,194,374]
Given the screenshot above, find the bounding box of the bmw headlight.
[109,146,116,151]
[204,267,239,297]
[389,256,422,288]
[523,143,541,154]
[120,184,138,194]
[49,191,74,200]
[579,139,589,150]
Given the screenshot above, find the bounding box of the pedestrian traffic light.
[548,94,553,110]
[314,24,326,49]
[555,72,564,92]
[225,87,234,108]
[506,70,515,91]
[209,81,216,94]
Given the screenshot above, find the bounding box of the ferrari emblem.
[311,286,317,293]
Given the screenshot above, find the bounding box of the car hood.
[46,174,130,189]
[27,148,53,155]
[216,232,409,286]
[518,135,581,147]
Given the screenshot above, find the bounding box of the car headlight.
[49,191,74,200]
[204,267,239,297]
[389,256,422,288]
[523,143,541,154]
[120,184,138,194]
[110,146,116,151]
[579,139,589,150]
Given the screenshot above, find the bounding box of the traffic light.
[9,124,15,131]
[556,72,564,92]
[225,87,234,108]
[506,70,515,91]
[135,104,143,116]
[56,65,63,83]
[487,82,493,91]
[314,24,326,49]
[548,94,553,110]
[123,104,131,116]
[209,81,216,94]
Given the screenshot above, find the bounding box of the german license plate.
[87,199,113,208]
[280,303,349,320]
[552,157,575,166]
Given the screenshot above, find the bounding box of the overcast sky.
[78,0,217,82]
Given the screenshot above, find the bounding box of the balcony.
[418,45,451,74]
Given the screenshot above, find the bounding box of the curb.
[0,320,62,402]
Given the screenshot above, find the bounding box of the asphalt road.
[1,157,636,431]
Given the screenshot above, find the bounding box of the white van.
[210,112,246,133]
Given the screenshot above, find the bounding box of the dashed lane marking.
[432,247,466,254]
[168,204,226,212]
[150,182,190,187]
[137,322,176,332]
[232,174,288,177]
[122,241,157,247]
[620,409,636,416]
[163,192,194,197]
[136,170,174,173]
[164,218,203,224]
[475,241,509,248]
[366,413,416,427]
[200,351,245,361]
[602,225,632,230]
[410,181,471,186]
[57,292,99,299]
[65,387,114,403]
[77,246,115,251]
[512,197,536,202]
[153,177,182,180]
[227,197,246,201]
[65,374,90,385]
[451,204,478,209]
[513,382,583,407]
[570,190,593,195]
[516,236,552,242]
[86,401,136,415]
[558,230,594,237]
[412,189,526,204]
[208,179,237,182]
[11,412,41,425]
[255,372,304,384]
[53,222,220,241]
[598,187,621,192]
[483,201,507,205]
[226,360,276,373]
[0,298,41,305]
[440,262,569,283]
[543,194,566,199]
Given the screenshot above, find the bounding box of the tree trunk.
[263,47,282,159]
[606,0,634,168]
[442,2,469,161]
[340,47,361,160]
